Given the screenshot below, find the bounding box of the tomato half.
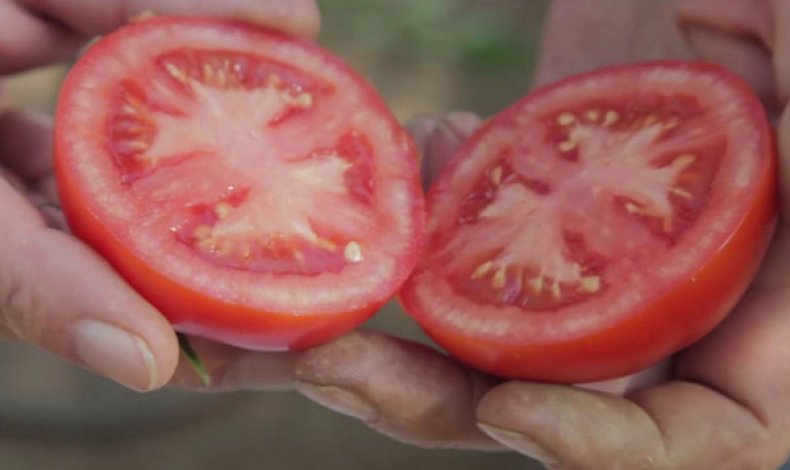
[400,61,777,382]
[55,17,425,351]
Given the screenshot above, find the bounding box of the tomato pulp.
[55,17,425,350]
[401,62,777,382]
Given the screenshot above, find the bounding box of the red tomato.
[55,17,425,351]
[400,61,777,382]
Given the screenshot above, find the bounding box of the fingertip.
[443,111,484,140]
[476,383,566,464]
[73,317,177,391]
[420,112,483,190]
[140,315,181,389]
[186,0,322,39]
[476,382,543,428]
[246,0,322,39]
[293,331,499,449]
[476,422,559,466]
[775,0,790,105]
[13,229,181,391]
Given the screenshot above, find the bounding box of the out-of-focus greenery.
[321,0,529,69]
[318,0,548,116]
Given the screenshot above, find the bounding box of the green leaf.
[177,333,211,387]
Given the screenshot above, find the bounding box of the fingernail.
[478,422,560,465]
[74,320,158,392]
[296,382,380,422]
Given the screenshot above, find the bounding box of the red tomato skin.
[400,62,778,382]
[57,181,380,351]
[55,18,425,351]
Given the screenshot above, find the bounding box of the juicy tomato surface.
[55,17,425,351]
[401,61,777,382]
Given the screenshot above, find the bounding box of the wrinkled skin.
[282,2,790,469]
[4,1,790,469]
[0,0,321,391]
[187,2,790,468]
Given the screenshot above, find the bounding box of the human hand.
[213,1,790,469]
[0,0,319,391]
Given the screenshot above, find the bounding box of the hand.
[202,1,789,469]
[0,0,320,391]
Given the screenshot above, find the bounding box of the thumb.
[1,186,179,391]
[476,381,775,469]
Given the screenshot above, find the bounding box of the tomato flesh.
[56,18,425,350]
[401,62,777,382]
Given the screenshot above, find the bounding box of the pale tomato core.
[58,20,422,314]
[401,62,772,381]
[411,64,768,345]
[106,50,376,275]
[437,93,721,309]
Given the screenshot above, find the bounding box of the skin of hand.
[6,0,790,468]
[166,1,790,469]
[0,0,320,392]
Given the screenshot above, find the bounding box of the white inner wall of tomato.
[418,67,765,338]
[60,24,421,312]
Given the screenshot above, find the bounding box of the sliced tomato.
[400,61,777,382]
[55,17,425,351]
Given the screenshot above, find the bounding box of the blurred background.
[1,1,548,468]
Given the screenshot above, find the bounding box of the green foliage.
[318,0,546,115]
[319,0,532,72]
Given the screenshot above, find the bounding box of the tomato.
[55,17,425,351]
[400,61,777,382]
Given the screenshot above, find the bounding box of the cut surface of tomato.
[55,17,424,350]
[400,61,776,382]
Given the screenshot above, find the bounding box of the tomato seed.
[603,110,619,126]
[491,267,507,290]
[344,241,363,263]
[585,109,601,122]
[559,140,577,152]
[490,166,503,185]
[580,276,601,293]
[165,63,190,83]
[557,112,576,126]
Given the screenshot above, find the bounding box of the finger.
[17,0,321,38]
[674,281,790,438]
[676,0,776,112]
[5,0,321,73]
[477,380,776,469]
[676,0,774,47]
[773,0,790,104]
[683,27,776,111]
[0,109,54,184]
[0,181,179,391]
[534,0,692,87]
[781,107,790,209]
[407,112,482,190]
[575,360,670,396]
[291,331,501,450]
[0,2,82,73]
[167,337,294,392]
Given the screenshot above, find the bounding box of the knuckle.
[0,270,44,343]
